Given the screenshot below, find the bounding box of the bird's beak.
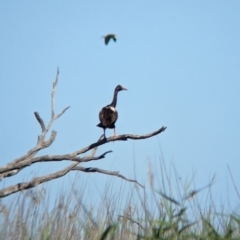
[122,87,127,90]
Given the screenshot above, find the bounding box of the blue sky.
[1,1,240,209]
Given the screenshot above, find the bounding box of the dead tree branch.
[0,162,79,198]
[0,128,166,175]
[0,127,166,174]
[72,126,167,156]
[51,67,59,119]
[0,69,166,198]
[1,150,113,177]
[34,112,45,132]
[73,166,144,189]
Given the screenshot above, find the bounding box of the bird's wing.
[105,35,111,45]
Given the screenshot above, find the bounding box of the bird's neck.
[109,90,118,107]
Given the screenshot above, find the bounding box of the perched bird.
[97,85,127,138]
[102,34,117,45]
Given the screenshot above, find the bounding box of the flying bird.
[102,34,117,45]
[97,85,127,138]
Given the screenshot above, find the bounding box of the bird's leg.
[103,129,106,139]
[113,128,117,138]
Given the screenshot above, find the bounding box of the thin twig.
[51,68,59,119]
[73,166,144,189]
[34,112,45,132]
[77,151,112,162]
[4,69,69,168]
[54,106,70,120]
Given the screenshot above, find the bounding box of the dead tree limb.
[0,162,79,198]
[0,69,166,198]
[73,166,144,189]
[34,112,45,132]
[72,126,167,156]
[0,128,166,175]
[1,151,113,179]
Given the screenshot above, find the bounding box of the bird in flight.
[102,34,117,45]
[97,85,127,138]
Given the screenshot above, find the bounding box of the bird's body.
[97,106,118,131]
[103,34,117,45]
[97,85,127,138]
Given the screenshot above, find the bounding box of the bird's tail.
[97,123,104,128]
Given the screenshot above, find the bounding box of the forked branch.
[0,128,166,175]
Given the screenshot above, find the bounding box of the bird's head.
[115,85,127,92]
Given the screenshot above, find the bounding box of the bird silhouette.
[97,85,127,138]
[102,34,117,45]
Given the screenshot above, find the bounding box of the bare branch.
[77,150,112,162]
[0,161,79,198]
[0,169,20,179]
[6,146,41,167]
[0,151,112,176]
[0,150,137,197]
[118,126,167,140]
[54,106,70,120]
[73,166,144,189]
[3,68,67,170]
[36,69,68,139]
[73,126,167,156]
[1,130,57,172]
[51,68,59,119]
[34,112,45,132]
[42,130,57,147]
[0,127,166,175]
[53,67,59,89]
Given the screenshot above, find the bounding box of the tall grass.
[0,159,240,240]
